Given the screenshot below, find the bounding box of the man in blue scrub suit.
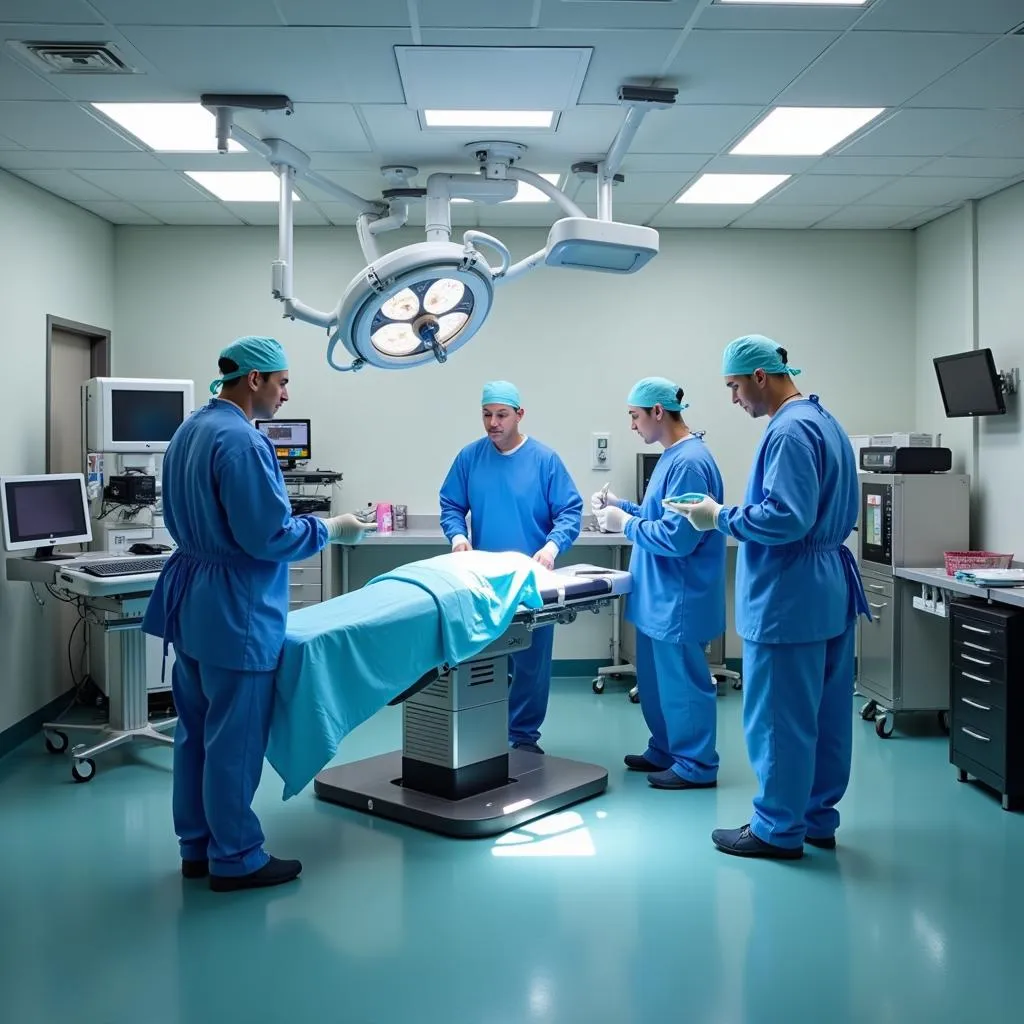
[143,336,372,891]
[666,336,869,860]
[439,381,583,753]
[593,377,726,790]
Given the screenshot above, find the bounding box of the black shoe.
[805,835,837,850]
[624,753,665,772]
[181,859,209,879]
[647,768,717,790]
[711,825,803,860]
[209,856,302,893]
[511,741,544,755]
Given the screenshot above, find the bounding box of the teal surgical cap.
[721,334,801,377]
[210,336,289,394]
[481,380,521,409]
[627,376,689,412]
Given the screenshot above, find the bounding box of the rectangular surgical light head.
[544,218,659,275]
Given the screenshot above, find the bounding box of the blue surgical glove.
[664,495,722,532]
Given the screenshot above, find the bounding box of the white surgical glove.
[664,495,722,532]
[596,504,632,534]
[532,541,559,569]
[452,535,472,553]
[590,485,621,513]
[325,513,377,545]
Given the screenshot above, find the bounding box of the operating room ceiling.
[0,0,1022,230]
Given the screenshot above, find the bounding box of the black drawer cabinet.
[948,599,1023,811]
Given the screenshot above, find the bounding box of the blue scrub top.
[439,436,583,556]
[142,399,328,672]
[717,395,869,644]
[620,436,726,645]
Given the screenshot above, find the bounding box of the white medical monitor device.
[1,473,92,560]
[85,377,195,454]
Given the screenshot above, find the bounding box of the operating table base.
[313,749,608,838]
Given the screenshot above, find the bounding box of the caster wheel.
[860,700,878,721]
[45,731,68,755]
[731,680,742,691]
[628,688,640,704]
[72,758,96,783]
[957,769,968,783]
[875,715,894,739]
[592,678,605,695]
[938,710,950,734]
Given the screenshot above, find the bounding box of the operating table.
[305,560,632,837]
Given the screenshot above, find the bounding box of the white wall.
[114,224,915,660]
[0,171,114,734]
[915,180,1024,555]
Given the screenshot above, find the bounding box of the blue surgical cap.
[481,380,521,409]
[627,376,689,412]
[721,334,801,377]
[210,336,289,394]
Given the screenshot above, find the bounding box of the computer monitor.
[0,473,92,560]
[933,349,1007,417]
[85,377,195,454]
[254,419,312,469]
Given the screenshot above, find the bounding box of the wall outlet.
[592,432,610,470]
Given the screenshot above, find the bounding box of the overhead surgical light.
[200,84,676,372]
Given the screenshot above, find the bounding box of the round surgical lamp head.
[329,241,495,370]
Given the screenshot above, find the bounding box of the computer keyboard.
[80,556,169,577]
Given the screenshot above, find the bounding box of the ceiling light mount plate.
[466,141,529,166]
[381,166,419,187]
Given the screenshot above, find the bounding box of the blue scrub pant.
[170,651,275,877]
[635,630,719,784]
[508,624,555,746]
[742,622,856,849]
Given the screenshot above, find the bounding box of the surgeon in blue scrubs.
[143,336,372,891]
[666,336,869,859]
[440,381,583,753]
[593,377,726,789]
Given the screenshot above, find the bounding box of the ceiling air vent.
[15,41,139,74]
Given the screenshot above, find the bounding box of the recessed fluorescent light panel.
[731,107,885,156]
[676,174,790,204]
[185,171,302,203]
[91,103,243,152]
[423,110,555,128]
[714,1,870,6]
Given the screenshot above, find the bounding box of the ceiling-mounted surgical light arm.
[505,167,585,219]
[425,173,517,242]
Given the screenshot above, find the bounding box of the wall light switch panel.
[592,432,610,470]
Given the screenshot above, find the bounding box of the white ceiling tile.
[915,156,1024,179]
[0,101,143,151]
[891,206,960,230]
[0,149,165,169]
[396,45,591,110]
[855,0,1024,34]
[651,204,749,228]
[75,168,208,201]
[132,201,247,225]
[307,171,391,205]
[419,1,538,29]
[477,204,575,228]
[0,52,65,101]
[702,154,818,175]
[75,200,161,224]
[277,1,409,26]
[29,73,199,104]
[812,155,931,175]
[779,32,995,107]
[546,105,638,157]
[669,30,839,104]
[0,135,22,150]
[593,172,690,204]
[813,206,930,230]
[951,113,1024,158]
[234,103,371,153]
[696,3,865,31]
[541,0,703,31]
[9,169,119,201]
[858,176,1004,207]
[155,151,272,172]
[117,26,411,104]
[619,153,713,173]
[909,37,1024,110]
[307,152,389,172]
[839,108,1018,158]
[730,205,840,229]
[768,174,895,205]
[418,28,681,105]
[0,1,103,23]
[226,201,328,225]
[569,202,663,224]
[629,104,763,154]
[90,0,285,25]
[318,203,361,226]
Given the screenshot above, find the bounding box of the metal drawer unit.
[289,553,323,611]
[948,599,1023,812]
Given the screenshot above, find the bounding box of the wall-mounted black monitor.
[933,348,1006,418]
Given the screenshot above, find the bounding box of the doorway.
[45,316,110,697]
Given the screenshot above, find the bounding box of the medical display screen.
[4,477,88,543]
[933,349,1005,417]
[865,494,883,548]
[256,419,311,461]
[111,389,185,442]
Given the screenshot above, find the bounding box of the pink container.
[376,502,393,534]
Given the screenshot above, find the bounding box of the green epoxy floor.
[1,678,1021,1024]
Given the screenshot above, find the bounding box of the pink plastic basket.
[944,551,1014,575]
